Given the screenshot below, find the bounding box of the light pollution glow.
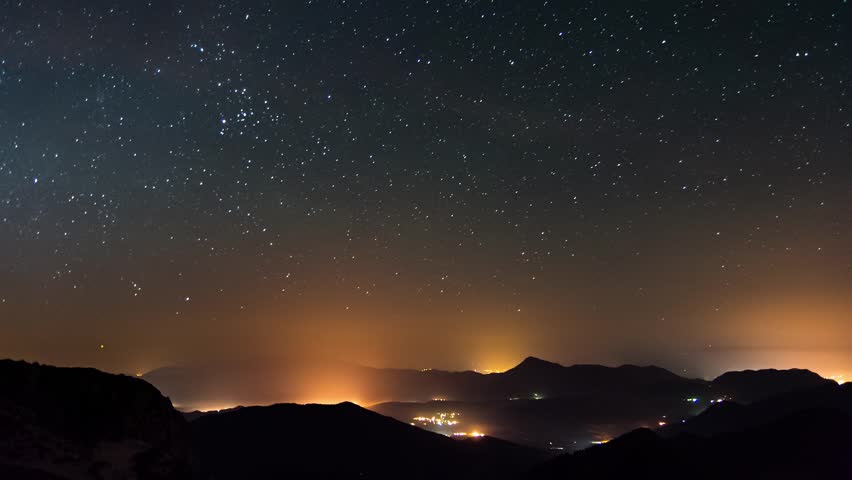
[2,0,852,430]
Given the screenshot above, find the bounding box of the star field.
[1,1,851,375]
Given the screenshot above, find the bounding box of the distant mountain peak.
[509,356,564,372]
[713,368,825,383]
[711,368,833,403]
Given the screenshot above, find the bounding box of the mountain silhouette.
[711,368,833,403]
[1,359,557,479]
[6,356,843,479]
[189,401,547,479]
[182,406,244,422]
[372,357,710,449]
[505,356,565,374]
[145,356,828,412]
[498,358,691,398]
[0,359,192,479]
[141,356,835,452]
[530,382,852,479]
[662,382,852,438]
[145,356,700,408]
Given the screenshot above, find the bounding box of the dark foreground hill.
[0,359,547,479]
[2,358,846,480]
[189,401,548,479]
[531,383,852,480]
[0,359,192,479]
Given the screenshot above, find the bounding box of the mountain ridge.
[189,399,548,479]
[142,355,831,412]
[530,382,852,479]
[0,359,192,479]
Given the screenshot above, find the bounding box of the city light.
[508,393,544,401]
[411,412,488,438]
[412,412,461,427]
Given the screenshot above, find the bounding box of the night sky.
[2,1,851,380]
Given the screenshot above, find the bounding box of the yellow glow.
[194,404,239,412]
[719,294,852,352]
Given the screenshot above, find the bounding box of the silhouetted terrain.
[710,368,833,403]
[371,357,832,449]
[181,406,244,422]
[145,357,835,450]
[189,401,548,479]
[531,382,852,479]
[0,360,546,479]
[0,359,192,479]
[660,381,852,438]
[145,356,709,408]
[2,358,846,479]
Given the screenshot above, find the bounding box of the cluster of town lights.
[412,412,460,427]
